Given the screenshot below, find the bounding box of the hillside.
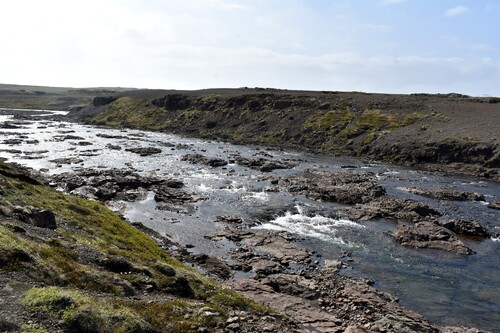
[0,83,134,111]
[65,88,500,181]
[0,161,294,332]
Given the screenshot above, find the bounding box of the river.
[0,109,498,331]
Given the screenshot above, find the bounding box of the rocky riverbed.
[0,109,499,332]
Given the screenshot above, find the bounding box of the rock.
[49,157,84,165]
[322,260,343,272]
[154,262,176,277]
[154,186,203,205]
[0,249,32,266]
[92,96,117,106]
[355,197,441,222]
[0,205,14,217]
[216,215,244,224]
[404,186,485,202]
[264,274,319,299]
[0,317,20,332]
[163,276,195,298]
[20,209,57,229]
[226,323,240,331]
[99,256,134,273]
[344,326,368,333]
[487,201,500,210]
[392,222,473,255]
[252,259,283,276]
[438,219,490,238]
[49,168,181,203]
[125,147,162,156]
[181,153,228,167]
[106,143,122,150]
[278,171,386,204]
[190,254,233,280]
[236,156,295,172]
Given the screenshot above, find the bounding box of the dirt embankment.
[67,89,500,181]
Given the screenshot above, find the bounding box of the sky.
[1,0,499,95]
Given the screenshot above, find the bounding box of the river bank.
[62,88,500,182]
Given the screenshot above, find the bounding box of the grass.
[302,108,354,132]
[22,287,152,333]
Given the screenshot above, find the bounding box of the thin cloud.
[444,5,470,17]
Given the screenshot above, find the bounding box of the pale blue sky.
[1,0,499,95]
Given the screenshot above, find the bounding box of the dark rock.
[92,96,117,106]
[0,317,20,332]
[49,157,84,165]
[279,171,386,205]
[125,147,162,156]
[393,222,473,255]
[154,187,203,204]
[106,143,122,150]
[155,262,176,277]
[181,153,228,167]
[53,135,85,141]
[216,215,244,224]
[236,157,295,172]
[438,219,490,238]
[24,209,57,229]
[162,179,184,189]
[0,249,32,266]
[163,276,195,298]
[100,256,134,273]
[405,186,485,202]
[356,197,441,222]
[190,254,233,280]
[152,94,191,110]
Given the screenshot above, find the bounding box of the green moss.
[21,323,49,333]
[209,289,268,313]
[257,129,287,143]
[302,108,354,132]
[175,109,203,125]
[22,287,151,333]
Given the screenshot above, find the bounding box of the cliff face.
[71,89,500,180]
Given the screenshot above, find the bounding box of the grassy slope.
[0,162,269,333]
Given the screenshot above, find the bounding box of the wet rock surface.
[275,171,386,204]
[124,147,162,156]
[236,156,296,172]
[181,153,228,167]
[351,196,442,223]
[404,186,485,202]
[392,222,473,255]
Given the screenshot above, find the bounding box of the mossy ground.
[0,162,273,332]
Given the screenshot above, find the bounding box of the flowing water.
[1,109,499,331]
